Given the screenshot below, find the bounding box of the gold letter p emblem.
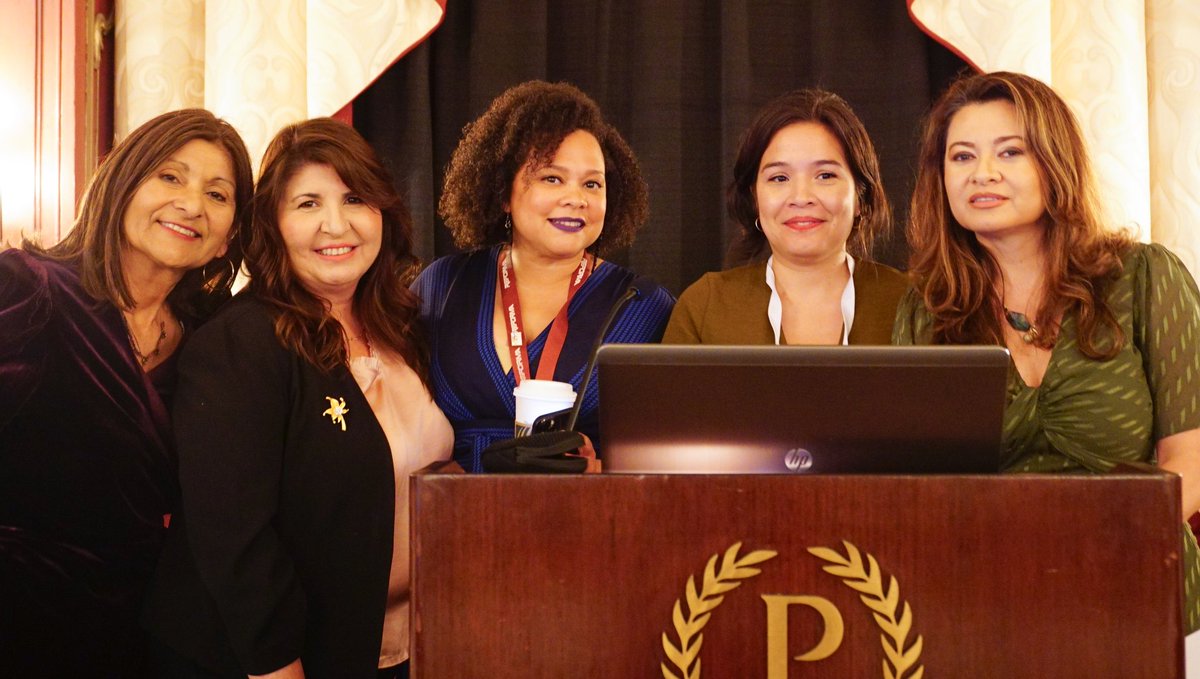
[762,595,845,677]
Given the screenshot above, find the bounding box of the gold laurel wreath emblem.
[660,542,777,679]
[809,541,925,679]
[660,540,924,679]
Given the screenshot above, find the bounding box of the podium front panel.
[411,471,1182,678]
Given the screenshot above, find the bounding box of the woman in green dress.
[894,70,1200,630]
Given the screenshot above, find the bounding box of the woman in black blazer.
[144,119,451,679]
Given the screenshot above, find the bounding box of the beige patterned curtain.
[114,0,445,172]
[909,0,1200,275]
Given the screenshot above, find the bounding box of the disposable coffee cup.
[513,379,577,436]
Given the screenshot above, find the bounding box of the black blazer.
[143,296,395,678]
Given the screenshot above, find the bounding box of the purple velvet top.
[0,249,178,675]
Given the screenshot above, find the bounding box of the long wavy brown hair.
[908,71,1132,358]
[32,108,252,320]
[247,118,427,377]
[727,88,892,265]
[438,80,649,255]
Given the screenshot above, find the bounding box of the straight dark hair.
[247,118,427,377]
[31,108,252,319]
[727,88,891,265]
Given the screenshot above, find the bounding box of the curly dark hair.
[247,118,427,377]
[727,89,891,265]
[438,80,649,255]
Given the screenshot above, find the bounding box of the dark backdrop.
[354,0,967,296]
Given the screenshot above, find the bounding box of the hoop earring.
[201,257,236,282]
[754,218,762,232]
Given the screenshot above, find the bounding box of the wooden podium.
[411,466,1183,678]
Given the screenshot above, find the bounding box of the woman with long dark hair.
[895,70,1200,630]
[0,108,251,675]
[144,118,449,678]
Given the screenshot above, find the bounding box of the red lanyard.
[498,246,594,385]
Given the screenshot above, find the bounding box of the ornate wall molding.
[115,0,445,172]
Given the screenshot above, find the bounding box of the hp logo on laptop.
[784,447,813,472]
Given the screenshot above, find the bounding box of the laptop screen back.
[597,345,1009,474]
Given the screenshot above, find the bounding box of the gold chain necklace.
[347,332,373,355]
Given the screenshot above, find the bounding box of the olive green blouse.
[893,242,1200,631]
[664,258,908,345]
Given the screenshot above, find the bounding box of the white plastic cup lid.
[513,379,576,400]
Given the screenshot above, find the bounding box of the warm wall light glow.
[0,12,37,247]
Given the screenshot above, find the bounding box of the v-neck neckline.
[1008,316,1068,391]
[482,251,604,384]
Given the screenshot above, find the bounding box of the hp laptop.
[597,345,1009,474]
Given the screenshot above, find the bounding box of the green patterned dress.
[893,243,1200,631]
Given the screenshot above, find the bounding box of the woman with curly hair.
[413,80,674,471]
[0,108,251,675]
[144,118,450,678]
[664,88,907,345]
[894,71,1200,630]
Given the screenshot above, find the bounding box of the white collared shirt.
[765,254,856,346]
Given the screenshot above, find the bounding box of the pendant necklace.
[1003,308,1040,344]
[127,317,168,366]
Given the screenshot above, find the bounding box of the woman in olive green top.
[664,89,907,345]
[893,71,1200,631]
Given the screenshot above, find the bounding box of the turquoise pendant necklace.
[1003,308,1039,344]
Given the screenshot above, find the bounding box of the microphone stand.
[564,283,640,431]
[479,276,651,473]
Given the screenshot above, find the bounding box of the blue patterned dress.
[412,245,675,472]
